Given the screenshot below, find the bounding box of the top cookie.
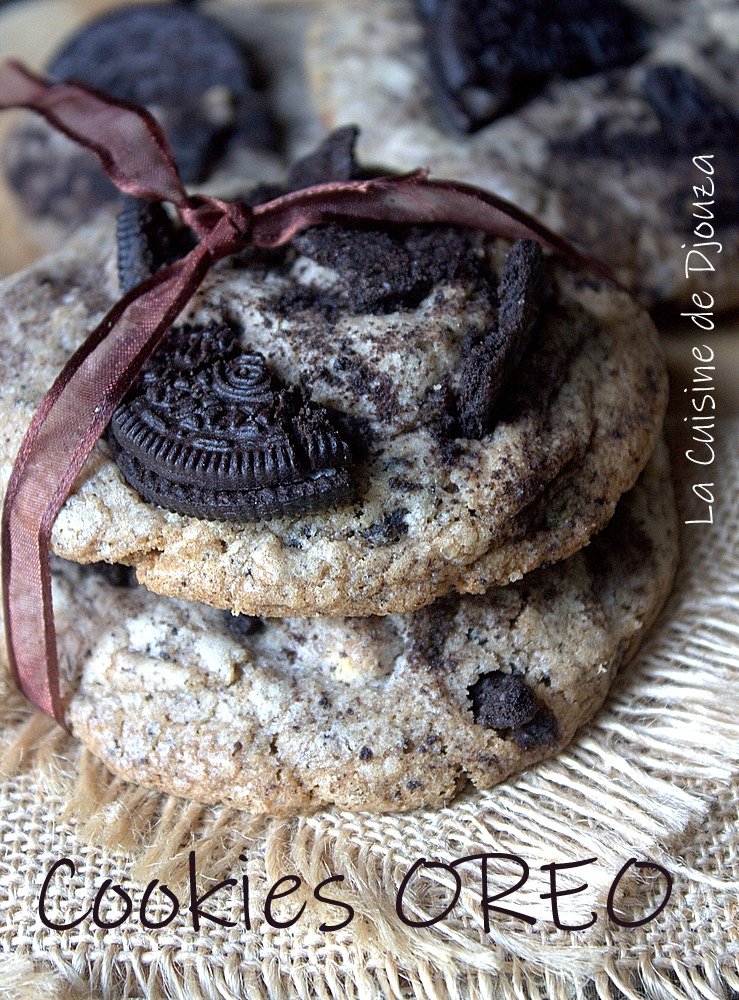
[307,0,739,308]
[0,203,666,617]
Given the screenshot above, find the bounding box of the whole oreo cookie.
[108,324,355,521]
[3,4,276,225]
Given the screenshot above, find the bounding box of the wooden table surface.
[1,0,737,415]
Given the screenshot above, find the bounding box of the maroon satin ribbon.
[0,60,610,724]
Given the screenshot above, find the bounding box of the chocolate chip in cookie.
[361,508,409,545]
[513,707,559,750]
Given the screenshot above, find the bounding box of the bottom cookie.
[3,442,678,814]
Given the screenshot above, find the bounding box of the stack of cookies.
[0,3,680,815]
[0,134,678,813]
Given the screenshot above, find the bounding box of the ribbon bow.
[0,60,607,724]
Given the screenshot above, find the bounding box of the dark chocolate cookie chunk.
[468,670,559,749]
[418,0,648,131]
[116,196,196,293]
[458,240,547,438]
[468,671,537,728]
[291,223,482,313]
[108,324,354,521]
[241,127,364,209]
[286,125,361,190]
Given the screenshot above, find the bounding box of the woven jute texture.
[0,418,736,1000]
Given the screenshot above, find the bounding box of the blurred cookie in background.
[6,4,277,211]
[308,0,739,310]
[0,0,322,274]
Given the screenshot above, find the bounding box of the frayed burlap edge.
[0,420,737,1000]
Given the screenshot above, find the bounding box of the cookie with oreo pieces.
[0,443,677,813]
[0,187,668,617]
[307,0,739,309]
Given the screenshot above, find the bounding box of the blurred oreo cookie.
[417,0,648,132]
[3,3,277,226]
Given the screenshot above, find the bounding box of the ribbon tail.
[251,173,611,280]
[1,247,213,723]
[0,59,187,204]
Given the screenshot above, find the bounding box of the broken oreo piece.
[469,671,537,729]
[116,195,196,293]
[468,670,559,750]
[512,706,559,751]
[291,224,480,314]
[458,239,547,438]
[236,127,366,210]
[108,324,355,521]
[245,125,392,209]
[286,125,361,190]
[419,0,648,132]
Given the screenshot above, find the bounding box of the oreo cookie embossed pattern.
[108,325,355,521]
[116,195,196,294]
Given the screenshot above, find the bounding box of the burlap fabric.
[0,414,735,1000]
